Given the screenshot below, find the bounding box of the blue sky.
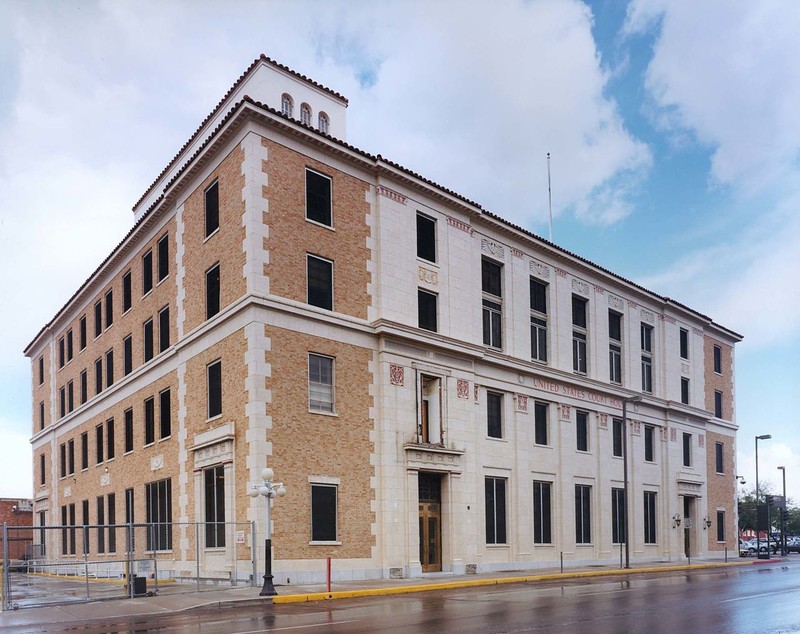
[0,0,798,502]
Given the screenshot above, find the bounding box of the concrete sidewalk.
[0,558,768,630]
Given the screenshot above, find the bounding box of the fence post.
[251,521,257,588]
[127,523,133,599]
[196,522,201,592]
[3,522,9,610]
[84,525,90,601]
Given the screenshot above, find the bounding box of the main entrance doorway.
[683,496,695,557]
[419,473,442,572]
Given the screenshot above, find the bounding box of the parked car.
[785,537,800,554]
[744,538,778,555]
[739,540,751,557]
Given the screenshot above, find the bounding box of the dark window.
[714,391,723,418]
[142,250,153,295]
[416,213,436,262]
[644,425,655,463]
[95,424,104,464]
[80,370,87,404]
[145,478,172,551]
[157,234,169,282]
[79,316,87,350]
[159,389,171,439]
[205,181,219,237]
[682,433,691,467]
[612,418,623,457]
[311,483,337,542]
[206,263,221,318]
[681,377,689,404]
[530,279,547,314]
[481,259,503,348]
[143,319,154,362]
[59,386,65,418]
[575,485,592,544]
[205,466,226,547]
[123,335,133,376]
[159,306,170,352]
[306,169,332,226]
[715,442,724,474]
[482,258,502,297]
[576,410,588,452]
[609,311,622,384]
[61,505,67,554]
[644,491,657,544]
[58,337,64,368]
[81,432,88,470]
[67,380,74,413]
[39,401,44,430]
[713,345,722,374]
[716,510,725,543]
[485,477,507,545]
[105,349,114,388]
[144,397,155,446]
[125,489,135,551]
[611,487,626,544]
[96,496,105,553]
[418,289,438,332]
[124,409,133,453]
[486,392,503,439]
[107,493,116,553]
[679,328,689,359]
[39,355,44,384]
[534,402,548,445]
[307,255,333,310]
[59,443,66,478]
[105,289,113,328]
[67,442,75,478]
[530,279,548,363]
[533,481,552,544]
[208,361,222,419]
[106,418,115,460]
[641,323,653,393]
[123,271,132,312]
[608,311,622,341]
[308,354,334,413]
[40,453,45,485]
[572,296,588,374]
[66,330,73,362]
[572,295,587,328]
[94,301,102,337]
[641,323,653,352]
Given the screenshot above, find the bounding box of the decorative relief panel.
[661,427,669,442]
[474,384,479,402]
[377,185,407,204]
[670,428,677,442]
[530,260,550,279]
[389,364,404,386]
[661,314,676,324]
[627,299,639,309]
[64,486,72,498]
[516,394,529,413]
[598,413,608,429]
[511,247,524,258]
[418,267,439,286]
[480,238,505,260]
[556,268,567,278]
[456,379,470,400]
[100,474,110,487]
[633,421,641,436]
[593,284,605,295]
[151,455,164,471]
[446,215,473,235]
[559,404,571,421]
[608,294,624,311]
[681,363,690,375]
[195,440,234,471]
[572,278,590,296]
[641,309,655,325]
[698,435,705,448]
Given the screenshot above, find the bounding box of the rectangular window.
[306,169,332,226]
[59,386,65,418]
[612,418,623,457]
[105,349,114,388]
[533,481,552,544]
[58,337,64,368]
[644,425,655,463]
[80,370,87,405]
[205,181,219,237]
[59,443,66,478]
[205,263,221,318]
[61,505,67,554]
[418,289,438,332]
[716,510,725,543]
[124,409,133,453]
[713,345,722,374]
[611,487,626,544]
[144,397,155,446]
[204,466,226,548]
[67,380,74,413]
[123,335,133,376]
[81,432,88,470]
[159,389,171,439]
[682,432,692,467]
[576,410,589,452]
[308,354,333,413]
[40,453,45,485]
[572,296,588,374]
[644,491,657,544]
[609,311,622,384]
[65,439,73,475]
[96,496,105,553]
[79,316,87,350]
[530,278,548,363]
[714,391,723,418]
[39,401,45,431]
[95,424,104,464]
[715,442,724,474]
[39,355,44,384]
[307,255,333,310]
[486,391,503,439]
[143,319,154,362]
[575,484,592,544]
[105,289,113,328]
[157,233,169,282]
[481,258,502,349]
[208,360,222,419]
[485,476,507,545]
[680,328,689,359]
[145,478,172,551]
[680,377,690,404]
[159,306,170,352]
[534,401,548,446]
[106,418,115,460]
[641,323,653,393]
[125,488,135,552]
[416,212,436,262]
[66,330,73,362]
[311,483,337,542]
[123,271,132,312]
[142,250,153,296]
[94,301,102,337]
[107,493,116,553]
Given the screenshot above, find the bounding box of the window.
[159,389,171,439]
[67,380,74,413]
[680,377,689,404]
[159,306,170,352]
[145,478,172,551]
[311,483,337,542]
[307,255,333,310]
[206,263,221,318]
[715,442,724,474]
[485,477,507,545]
[107,493,116,553]
[67,440,74,476]
[682,433,691,467]
[143,319,154,362]
[66,330,73,362]
[612,418,623,458]
[300,102,312,125]
[281,93,293,117]
[157,234,169,282]
[40,453,45,485]
[106,418,115,460]
[572,296,588,374]
[318,112,329,134]
[418,375,442,444]
[105,289,113,328]
[644,491,657,544]
[716,510,725,543]
[95,357,103,394]
[306,169,332,226]
[534,401,548,446]
[142,250,153,295]
[205,181,219,238]
[416,213,436,262]
[609,311,622,384]
[486,392,503,439]
[124,409,133,453]
[38,355,44,384]
[39,401,44,430]
[123,271,132,312]
[59,443,66,478]
[144,397,155,446]
[714,391,723,418]
[611,488,626,544]
[641,323,653,393]
[125,489,135,552]
[482,258,502,349]
[530,279,548,363]
[59,386,65,418]
[533,481,552,544]
[713,345,722,374]
[95,423,104,464]
[207,360,222,419]
[418,289,438,332]
[308,354,333,413]
[58,337,64,368]
[644,425,655,463]
[79,316,87,350]
[105,349,114,388]
[576,410,589,452]
[80,432,88,470]
[679,328,689,359]
[96,496,105,553]
[94,301,102,337]
[575,485,592,544]
[204,466,226,548]
[123,335,132,376]
[80,370,87,404]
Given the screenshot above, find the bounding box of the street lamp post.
[778,466,787,556]
[755,435,771,559]
[622,395,643,569]
[735,475,746,541]
[249,467,287,596]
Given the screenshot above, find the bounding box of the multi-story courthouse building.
[25,55,741,584]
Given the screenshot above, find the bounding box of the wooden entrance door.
[419,473,442,572]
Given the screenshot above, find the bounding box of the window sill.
[417,257,438,268]
[156,275,169,287]
[203,228,220,243]
[486,543,509,549]
[575,543,594,548]
[309,409,338,417]
[142,289,153,300]
[533,443,552,449]
[309,540,341,546]
[206,415,223,424]
[486,435,508,442]
[159,436,172,443]
[305,217,335,231]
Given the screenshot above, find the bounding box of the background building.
[25,55,741,585]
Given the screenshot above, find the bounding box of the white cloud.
[0,423,33,498]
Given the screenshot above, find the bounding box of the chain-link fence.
[2,521,256,610]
